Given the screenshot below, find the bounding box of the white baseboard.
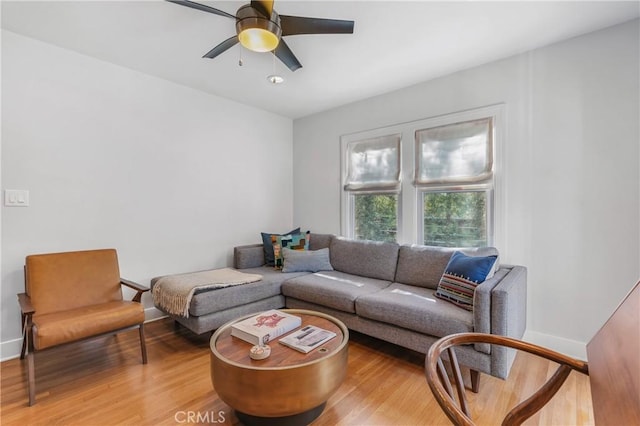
[0,307,168,362]
[0,337,23,362]
[523,330,587,361]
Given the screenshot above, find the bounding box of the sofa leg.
[139,324,148,364]
[470,369,481,393]
[27,351,35,406]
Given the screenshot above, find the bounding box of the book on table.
[279,325,337,353]
[230,310,301,345]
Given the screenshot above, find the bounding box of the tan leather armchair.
[18,248,149,406]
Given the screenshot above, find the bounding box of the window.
[416,117,494,247]
[422,190,490,247]
[342,134,401,242]
[341,104,503,248]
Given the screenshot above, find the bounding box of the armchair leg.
[27,351,35,406]
[139,324,148,364]
[20,319,28,360]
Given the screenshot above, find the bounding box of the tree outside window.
[354,193,397,242]
[423,191,488,247]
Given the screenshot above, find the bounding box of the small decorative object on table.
[279,325,337,353]
[249,345,271,360]
[230,309,301,345]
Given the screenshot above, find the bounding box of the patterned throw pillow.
[261,228,300,266]
[435,251,498,310]
[273,231,310,269]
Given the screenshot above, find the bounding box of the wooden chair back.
[425,333,589,426]
[426,281,640,425]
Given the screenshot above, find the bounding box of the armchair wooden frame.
[425,332,589,426]
[18,268,149,406]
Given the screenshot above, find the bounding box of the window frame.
[340,129,404,241]
[341,104,504,249]
[415,110,500,248]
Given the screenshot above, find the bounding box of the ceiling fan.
[167,0,355,72]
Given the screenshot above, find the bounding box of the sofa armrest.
[490,265,527,338]
[234,244,265,269]
[473,265,527,360]
[490,265,528,378]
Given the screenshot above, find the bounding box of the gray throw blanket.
[152,268,262,318]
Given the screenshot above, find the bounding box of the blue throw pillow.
[435,251,498,310]
[261,228,300,266]
[281,247,333,273]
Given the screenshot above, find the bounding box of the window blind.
[344,134,401,192]
[415,118,493,186]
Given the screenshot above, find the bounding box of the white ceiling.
[2,1,638,119]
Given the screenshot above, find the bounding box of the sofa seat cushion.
[32,301,144,350]
[355,283,474,337]
[281,271,392,313]
[188,267,308,317]
[151,267,309,317]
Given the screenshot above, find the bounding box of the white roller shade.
[344,134,401,192]
[415,118,493,185]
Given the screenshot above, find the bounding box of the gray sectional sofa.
[151,233,527,386]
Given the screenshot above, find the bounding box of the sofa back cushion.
[330,237,399,281]
[309,233,333,251]
[234,244,265,269]
[395,245,499,289]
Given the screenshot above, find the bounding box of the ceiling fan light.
[239,27,280,52]
[236,5,282,53]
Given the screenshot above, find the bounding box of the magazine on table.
[279,325,337,353]
[230,310,301,345]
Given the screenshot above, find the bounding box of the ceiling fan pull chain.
[267,53,284,84]
[239,46,244,67]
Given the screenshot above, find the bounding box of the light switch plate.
[4,189,30,207]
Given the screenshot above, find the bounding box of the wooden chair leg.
[27,351,35,406]
[139,324,148,364]
[20,319,28,360]
[470,369,481,393]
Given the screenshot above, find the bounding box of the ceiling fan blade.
[250,0,274,18]
[166,0,235,20]
[274,39,302,72]
[203,35,239,59]
[280,15,354,36]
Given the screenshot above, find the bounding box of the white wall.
[1,31,293,359]
[292,20,639,358]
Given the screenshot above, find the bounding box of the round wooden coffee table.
[210,309,349,426]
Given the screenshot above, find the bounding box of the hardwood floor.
[1,318,593,425]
